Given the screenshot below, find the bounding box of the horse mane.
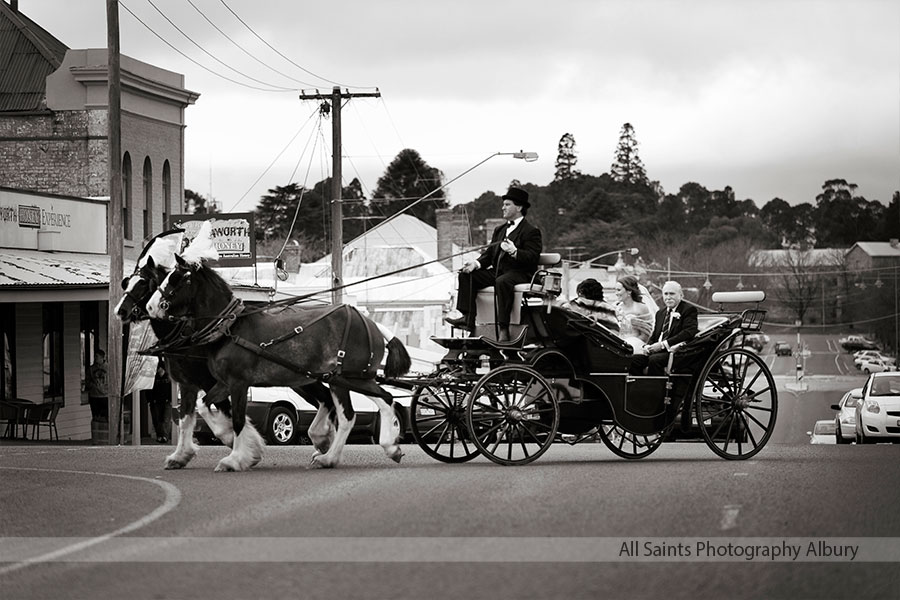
[193,261,234,301]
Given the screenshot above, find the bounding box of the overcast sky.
[21,0,900,214]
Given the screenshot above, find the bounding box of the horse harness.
[226,303,378,382]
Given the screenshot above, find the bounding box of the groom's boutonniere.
[671,311,681,320]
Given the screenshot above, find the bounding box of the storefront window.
[80,302,100,395]
[42,304,64,402]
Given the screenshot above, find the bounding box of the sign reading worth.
[168,213,256,267]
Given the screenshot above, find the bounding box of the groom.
[629,280,698,375]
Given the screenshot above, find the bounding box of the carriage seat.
[474,253,562,325]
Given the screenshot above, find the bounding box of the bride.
[615,275,654,351]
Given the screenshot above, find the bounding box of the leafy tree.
[813,179,883,247]
[609,122,648,185]
[554,133,580,181]
[183,189,218,215]
[372,148,447,226]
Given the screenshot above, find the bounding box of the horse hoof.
[215,459,238,472]
[164,460,185,470]
[390,450,404,464]
[309,455,335,469]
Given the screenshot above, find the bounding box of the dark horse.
[114,229,337,470]
[146,233,412,470]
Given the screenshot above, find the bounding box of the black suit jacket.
[476,218,543,276]
[648,300,699,347]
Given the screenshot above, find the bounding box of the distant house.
[748,248,847,269]
[845,240,900,272]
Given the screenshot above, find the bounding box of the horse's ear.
[120,277,129,290]
[174,254,188,268]
[146,255,156,268]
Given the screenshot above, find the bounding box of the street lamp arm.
[582,247,639,267]
[373,150,539,232]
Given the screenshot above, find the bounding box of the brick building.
[1,0,198,441]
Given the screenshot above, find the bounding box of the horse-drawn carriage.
[120,228,776,470]
[399,253,777,466]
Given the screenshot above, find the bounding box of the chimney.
[11,0,18,11]
[435,209,471,271]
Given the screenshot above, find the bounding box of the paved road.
[2,333,897,599]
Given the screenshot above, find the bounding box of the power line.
[146,0,297,91]
[119,0,293,92]
[218,0,362,89]
[185,0,323,89]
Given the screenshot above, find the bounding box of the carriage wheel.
[597,422,665,459]
[411,373,480,463]
[695,348,777,460]
[466,365,559,466]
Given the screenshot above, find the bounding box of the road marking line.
[0,467,181,577]
[720,504,741,530]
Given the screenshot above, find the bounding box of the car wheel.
[266,406,298,445]
[863,368,871,374]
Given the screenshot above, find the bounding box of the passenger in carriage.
[629,280,699,376]
[560,278,620,332]
[614,275,654,350]
[444,186,543,342]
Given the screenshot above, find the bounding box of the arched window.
[162,160,171,229]
[122,152,132,240]
[143,157,152,240]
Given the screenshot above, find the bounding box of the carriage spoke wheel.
[598,421,665,459]
[466,365,559,466]
[695,348,777,460]
[411,371,480,463]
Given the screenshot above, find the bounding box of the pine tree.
[554,133,580,181]
[610,123,648,185]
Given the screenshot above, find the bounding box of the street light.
[581,247,639,268]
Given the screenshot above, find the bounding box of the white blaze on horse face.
[112,276,138,316]
[146,272,173,319]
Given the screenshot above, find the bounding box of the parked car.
[854,372,900,444]
[839,335,880,352]
[744,333,768,352]
[774,341,792,356]
[830,387,863,444]
[853,351,896,369]
[807,420,837,444]
[858,358,896,374]
[194,385,412,446]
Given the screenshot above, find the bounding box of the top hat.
[501,186,530,209]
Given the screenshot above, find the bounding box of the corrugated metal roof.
[0,249,134,288]
[0,2,68,113]
[852,241,900,258]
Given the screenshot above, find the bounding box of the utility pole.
[298,87,380,305]
[106,0,123,444]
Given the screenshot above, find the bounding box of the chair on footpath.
[25,399,62,441]
[1,398,35,439]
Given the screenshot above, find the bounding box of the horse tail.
[375,322,412,377]
[385,336,411,377]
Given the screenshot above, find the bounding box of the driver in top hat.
[445,186,543,342]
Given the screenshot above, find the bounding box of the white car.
[807,420,837,444]
[855,372,900,444]
[858,358,896,374]
[830,388,863,444]
[853,351,896,368]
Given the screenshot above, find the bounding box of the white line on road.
[0,467,182,577]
